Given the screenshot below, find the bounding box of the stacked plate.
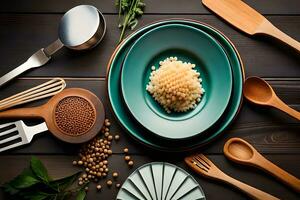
[116,162,205,200]
[107,19,245,151]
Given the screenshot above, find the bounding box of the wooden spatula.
[202,0,300,52]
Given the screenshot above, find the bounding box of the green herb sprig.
[2,157,87,200]
[115,0,145,42]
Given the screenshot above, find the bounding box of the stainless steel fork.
[0,120,48,152]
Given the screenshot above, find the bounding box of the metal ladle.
[0,5,106,87]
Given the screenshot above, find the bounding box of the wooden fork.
[184,154,280,200]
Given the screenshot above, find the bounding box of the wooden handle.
[256,20,300,52]
[0,106,44,119]
[221,173,280,200]
[256,155,300,193]
[271,97,300,120]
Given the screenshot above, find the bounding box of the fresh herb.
[115,0,146,42]
[2,156,87,200]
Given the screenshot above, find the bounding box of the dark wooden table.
[0,0,299,199]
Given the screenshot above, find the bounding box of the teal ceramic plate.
[121,24,232,140]
[107,19,244,151]
[116,162,206,200]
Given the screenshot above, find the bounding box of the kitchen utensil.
[185,154,279,200]
[116,162,206,200]
[107,19,244,151]
[0,78,66,111]
[202,0,300,52]
[243,76,300,120]
[0,88,105,143]
[0,5,106,87]
[0,121,48,152]
[224,137,300,193]
[121,24,232,140]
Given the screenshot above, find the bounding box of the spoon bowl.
[243,76,274,105]
[226,139,254,161]
[224,137,300,193]
[58,5,106,50]
[243,76,300,120]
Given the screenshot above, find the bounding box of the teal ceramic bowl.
[121,24,232,140]
[107,19,244,151]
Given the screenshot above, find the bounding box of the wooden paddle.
[202,0,300,52]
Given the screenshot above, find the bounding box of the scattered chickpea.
[124,155,131,161]
[128,160,134,167]
[114,135,120,141]
[72,161,77,165]
[78,181,83,185]
[107,180,113,187]
[85,186,89,191]
[112,172,118,178]
[116,183,121,188]
[123,148,129,153]
[96,184,102,190]
[104,132,109,137]
[78,160,83,165]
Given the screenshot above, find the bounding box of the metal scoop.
[0,5,106,87]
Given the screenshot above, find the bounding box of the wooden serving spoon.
[202,0,300,52]
[224,138,300,193]
[0,88,105,143]
[243,76,300,120]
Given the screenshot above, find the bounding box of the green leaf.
[50,171,81,191]
[2,183,20,195]
[4,170,40,190]
[30,156,50,182]
[23,191,52,200]
[75,188,86,200]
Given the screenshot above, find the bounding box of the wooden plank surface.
[1,0,300,15]
[0,15,299,78]
[0,0,299,200]
[0,155,300,200]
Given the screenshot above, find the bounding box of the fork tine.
[191,158,209,172]
[198,154,212,166]
[0,135,20,144]
[0,127,18,137]
[194,155,210,169]
[0,122,15,129]
[0,141,23,153]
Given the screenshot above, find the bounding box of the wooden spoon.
[224,138,300,193]
[243,76,300,120]
[202,0,300,52]
[0,88,105,143]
